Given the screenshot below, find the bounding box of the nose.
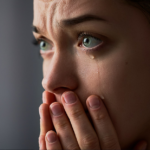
[42,51,78,95]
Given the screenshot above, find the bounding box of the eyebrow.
[32,14,105,34]
[61,14,105,26]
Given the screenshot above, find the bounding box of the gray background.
[0,0,43,149]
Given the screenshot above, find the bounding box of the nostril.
[53,87,70,95]
[42,77,71,94]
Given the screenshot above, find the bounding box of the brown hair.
[129,0,150,14]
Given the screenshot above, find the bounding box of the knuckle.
[55,119,69,130]
[81,134,99,149]
[94,112,106,122]
[67,143,79,150]
[70,108,83,120]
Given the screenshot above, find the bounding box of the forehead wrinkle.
[47,0,103,34]
[33,0,47,34]
[46,1,58,39]
[46,0,71,38]
[57,0,78,18]
[34,0,59,39]
[57,0,100,21]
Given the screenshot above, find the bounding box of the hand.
[39,91,56,149]
[39,91,147,150]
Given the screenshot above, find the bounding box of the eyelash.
[32,32,102,53]
[32,38,43,46]
[78,32,100,41]
[32,39,42,57]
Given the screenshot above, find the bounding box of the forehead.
[33,0,126,37]
[34,0,101,16]
[33,0,103,24]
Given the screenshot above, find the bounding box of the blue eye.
[82,36,102,48]
[40,41,52,51]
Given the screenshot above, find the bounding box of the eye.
[78,33,103,49]
[40,40,52,51]
[82,36,102,48]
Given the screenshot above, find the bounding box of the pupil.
[84,38,90,44]
[42,42,46,47]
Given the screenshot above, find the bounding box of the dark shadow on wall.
[0,0,43,149]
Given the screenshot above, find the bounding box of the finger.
[42,91,56,105]
[133,141,147,150]
[39,135,46,150]
[45,130,62,150]
[49,102,80,150]
[39,91,55,150]
[86,95,121,150]
[39,103,54,149]
[62,91,100,150]
[39,103,54,136]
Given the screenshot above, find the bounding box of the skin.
[33,0,150,149]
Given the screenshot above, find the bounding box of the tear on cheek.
[89,55,95,59]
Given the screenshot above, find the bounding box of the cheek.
[43,59,50,77]
[98,43,150,147]
[96,52,134,147]
[99,60,127,100]
[75,54,102,94]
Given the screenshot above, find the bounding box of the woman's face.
[33,0,150,147]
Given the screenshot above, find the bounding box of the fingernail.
[63,92,77,104]
[88,96,101,110]
[46,132,57,143]
[50,104,63,116]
